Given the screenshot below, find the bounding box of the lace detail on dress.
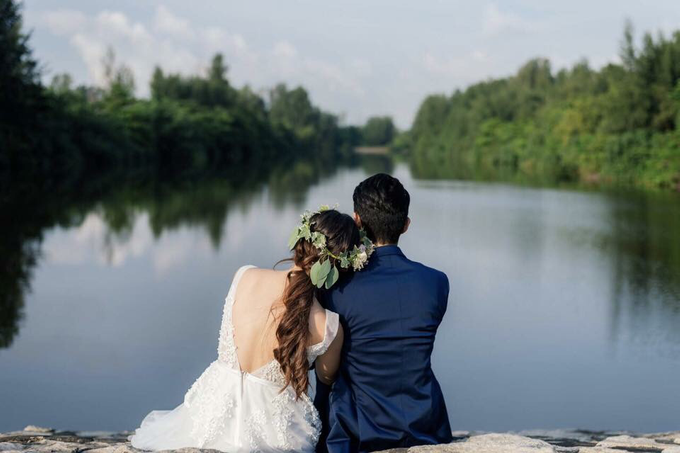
[251,360,286,386]
[301,393,322,446]
[307,310,340,363]
[272,391,295,449]
[245,409,267,451]
[130,264,329,453]
[217,296,238,367]
[183,361,236,447]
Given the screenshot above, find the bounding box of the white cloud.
[70,33,107,85]
[273,40,298,59]
[26,1,680,129]
[153,5,194,40]
[482,3,537,37]
[304,59,365,95]
[472,50,489,63]
[423,50,494,83]
[268,41,366,97]
[423,52,461,76]
[202,27,249,57]
[35,5,368,108]
[37,7,221,95]
[41,9,87,35]
[349,59,373,78]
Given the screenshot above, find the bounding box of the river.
[0,159,679,433]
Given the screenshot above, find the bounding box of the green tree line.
[0,0,398,188]
[408,21,680,190]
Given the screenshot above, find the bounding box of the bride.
[129,207,373,452]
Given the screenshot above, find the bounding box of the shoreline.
[1,426,679,452]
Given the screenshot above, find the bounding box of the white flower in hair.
[287,204,374,289]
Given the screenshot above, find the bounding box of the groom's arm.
[438,271,450,321]
[313,322,343,452]
[314,374,331,453]
[314,373,331,411]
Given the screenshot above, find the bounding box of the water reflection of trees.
[409,154,572,188]
[414,156,680,352]
[0,222,39,349]
[604,191,680,353]
[355,155,394,176]
[0,158,346,349]
[7,155,677,355]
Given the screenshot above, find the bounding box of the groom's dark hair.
[353,173,410,244]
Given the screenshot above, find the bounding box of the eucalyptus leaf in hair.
[288,227,300,250]
[310,261,322,286]
[325,265,339,289]
[311,259,332,288]
[289,205,375,289]
[318,259,331,288]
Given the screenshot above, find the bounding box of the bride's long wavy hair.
[275,209,360,398]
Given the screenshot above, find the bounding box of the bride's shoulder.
[309,299,338,345]
[232,265,281,281]
[231,266,289,292]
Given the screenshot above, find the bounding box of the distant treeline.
[407,22,680,190]
[0,0,396,188]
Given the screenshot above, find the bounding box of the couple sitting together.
[130,173,452,453]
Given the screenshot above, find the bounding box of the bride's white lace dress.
[129,265,339,452]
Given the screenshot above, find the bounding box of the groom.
[315,173,452,453]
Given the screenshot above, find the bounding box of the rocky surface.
[0,426,678,452]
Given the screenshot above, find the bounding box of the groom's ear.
[353,212,362,227]
[402,217,411,235]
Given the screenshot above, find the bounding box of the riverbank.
[1,426,679,452]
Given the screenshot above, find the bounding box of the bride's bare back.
[231,267,335,376]
[130,265,343,451]
[131,206,357,452]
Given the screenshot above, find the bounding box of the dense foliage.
[0,0,44,176]
[409,22,680,189]
[361,116,396,146]
[0,0,396,347]
[0,0,394,187]
[5,51,357,183]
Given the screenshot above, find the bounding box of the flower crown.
[288,205,375,289]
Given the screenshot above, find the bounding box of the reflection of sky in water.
[1,164,679,433]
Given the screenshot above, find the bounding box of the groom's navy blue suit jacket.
[315,245,452,453]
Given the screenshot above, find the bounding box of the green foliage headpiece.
[288,205,375,289]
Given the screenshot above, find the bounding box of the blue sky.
[24,0,680,128]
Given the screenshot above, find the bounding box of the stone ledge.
[0,427,678,452]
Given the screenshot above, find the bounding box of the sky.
[23,0,680,129]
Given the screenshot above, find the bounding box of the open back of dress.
[129,265,339,452]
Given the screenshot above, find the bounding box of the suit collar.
[372,244,404,258]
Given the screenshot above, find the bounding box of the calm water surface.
[1,162,679,432]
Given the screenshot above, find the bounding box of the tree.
[209,53,228,82]
[0,0,43,158]
[361,116,396,146]
[102,47,135,108]
[150,66,164,100]
[407,21,680,188]
[49,73,73,94]
[269,84,317,132]
[620,19,636,72]
[0,0,40,106]
[411,95,450,142]
[148,54,234,108]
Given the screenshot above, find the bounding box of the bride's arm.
[315,324,344,385]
